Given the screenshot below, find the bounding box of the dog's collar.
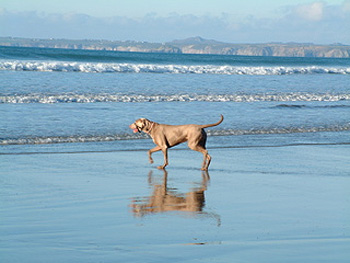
[134,121,154,134]
[144,122,154,134]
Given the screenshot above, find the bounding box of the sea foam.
[1,60,350,75]
[1,125,349,145]
[1,93,349,104]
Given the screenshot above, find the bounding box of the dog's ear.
[139,118,147,129]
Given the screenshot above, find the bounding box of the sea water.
[0,46,349,154]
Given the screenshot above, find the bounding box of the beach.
[1,142,349,263]
[1,46,350,262]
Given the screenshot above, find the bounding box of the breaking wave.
[1,60,350,75]
[273,104,350,109]
[1,125,349,145]
[0,133,147,146]
[1,93,350,104]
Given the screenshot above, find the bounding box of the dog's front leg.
[158,147,168,170]
[148,146,161,164]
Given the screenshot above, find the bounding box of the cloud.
[0,10,231,42]
[294,1,324,21]
[229,1,350,44]
[0,1,349,44]
[273,1,350,43]
[343,0,350,12]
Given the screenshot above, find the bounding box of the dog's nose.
[129,123,139,133]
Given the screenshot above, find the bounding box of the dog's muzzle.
[129,123,142,133]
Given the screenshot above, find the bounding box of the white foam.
[1,125,349,145]
[207,125,350,136]
[1,93,350,104]
[1,60,350,75]
[0,133,148,145]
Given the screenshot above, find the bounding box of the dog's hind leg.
[200,148,211,171]
[188,130,211,170]
[188,144,211,170]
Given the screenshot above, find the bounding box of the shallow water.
[1,47,350,153]
[1,145,349,263]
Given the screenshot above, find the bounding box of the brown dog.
[129,115,223,170]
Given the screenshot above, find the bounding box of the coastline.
[1,144,349,262]
[1,36,350,58]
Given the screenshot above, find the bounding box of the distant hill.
[1,36,350,58]
[170,36,224,45]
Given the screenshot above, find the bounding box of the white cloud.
[294,2,324,21]
[342,0,350,12]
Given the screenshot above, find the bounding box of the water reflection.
[131,170,211,216]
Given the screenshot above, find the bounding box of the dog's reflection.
[131,170,210,217]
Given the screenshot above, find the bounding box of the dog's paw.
[149,159,154,164]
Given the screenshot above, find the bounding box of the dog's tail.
[200,115,224,129]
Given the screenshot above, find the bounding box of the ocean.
[1,46,350,154]
[1,45,350,263]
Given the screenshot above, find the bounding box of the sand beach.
[1,143,349,263]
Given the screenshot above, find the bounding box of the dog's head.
[129,118,150,133]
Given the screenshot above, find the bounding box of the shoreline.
[1,139,350,156]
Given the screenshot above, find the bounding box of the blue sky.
[1,0,350,44]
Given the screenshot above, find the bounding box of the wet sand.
[1,144,350,263]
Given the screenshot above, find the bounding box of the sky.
[1,0,350,44]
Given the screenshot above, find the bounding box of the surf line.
[1,142,349,156]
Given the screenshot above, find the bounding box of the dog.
[129,115,223,170]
